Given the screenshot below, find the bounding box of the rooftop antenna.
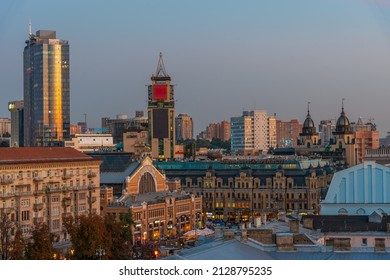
[28,19,32,38]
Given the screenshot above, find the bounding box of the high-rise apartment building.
[147,53,175,159]
[276,119,302,148]
[268,115,277,149]
[175,113,193,142]
[318,119,336,146]
[8,100,24,147]
[23,29,70,146]
[231,110,269,155]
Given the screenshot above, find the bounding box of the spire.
[307,101,311,117]
[154,52,169,78]
[28,19,32,38]
[341,98,345,114]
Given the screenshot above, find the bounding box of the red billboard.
[153,85,168,100]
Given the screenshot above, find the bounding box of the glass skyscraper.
[23,30,70,146]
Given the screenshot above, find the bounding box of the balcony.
[33,217,44,224]
[87,171,97,178]
[88,184,97,190]
[88,197,97,204]
[0,178,14,185]
[1,207,16,214]
[62,174,72,180]
[33,176,43,182]
[33,203,44,212]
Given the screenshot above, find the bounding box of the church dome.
[301,104,317,135]
[335,107,351,134]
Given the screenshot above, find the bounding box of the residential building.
[319,119,336,146]
[268,115,277,149]
[0,147,102,242]
[352,117,380,164]
[231,110,268,155]
[23,29,70,147]
[175,113,193,142]
[204,121,231,142]
[0,118,11,137]
[276,119,302,148]
[147,53,176,159]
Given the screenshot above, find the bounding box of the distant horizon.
[1,0,390,136]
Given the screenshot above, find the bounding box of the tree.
[104,211,134,259]
[64,214,112,259]
[25,223,57,260]
[0,212,13,260]
[9,229,25,260]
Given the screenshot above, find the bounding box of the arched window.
[356,208,366,215]
[338,208,348,215]
[139,172,156,194]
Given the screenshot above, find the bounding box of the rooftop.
[0,147,96,164]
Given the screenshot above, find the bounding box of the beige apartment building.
[0,147,102,242]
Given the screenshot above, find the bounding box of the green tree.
[0,212,13,259]
[64,214,112,259]
[9,229,25,260]
[104,211,134,259]
[25,223,57,260]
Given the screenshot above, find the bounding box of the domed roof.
[335,106,351,134]
[300,103,317,136]
[303,113,315,129]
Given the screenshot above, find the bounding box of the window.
[79,193,86,200]
[21,224,30,234]
[21,210,30,221]
[362,238,367,246]
[21,199,30,207]
[52,196,59,203]
[52,219,61,230]
[18,171,23,179]
[52,206,60,217]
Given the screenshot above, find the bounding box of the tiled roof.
[0,147,97,164]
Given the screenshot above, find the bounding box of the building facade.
[231,110,269,155]
[0,118,11,137]
[155,158,333,223]
[64,134,115,152]
[147,53,176,159]
[0,147,102,242]
[8,101,24,147]
[100,157,202,244]
[352,118,380,164]
[23,30,70,147]
[276,119,302,148]
[175,113,193,142]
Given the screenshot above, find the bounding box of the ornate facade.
[101,157,202,244]
[0,147,102,242]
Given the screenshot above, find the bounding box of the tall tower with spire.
[147,53,175,159]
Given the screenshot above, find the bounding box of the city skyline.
[2,1,390,135]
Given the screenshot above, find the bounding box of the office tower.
[231,110,268,155]
[8,100,24,147]
[23,29,70,146]
[147,53,175,159]
[175,113,193,142]
[0,118,11,137]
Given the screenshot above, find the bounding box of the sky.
[1,0,390,136]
